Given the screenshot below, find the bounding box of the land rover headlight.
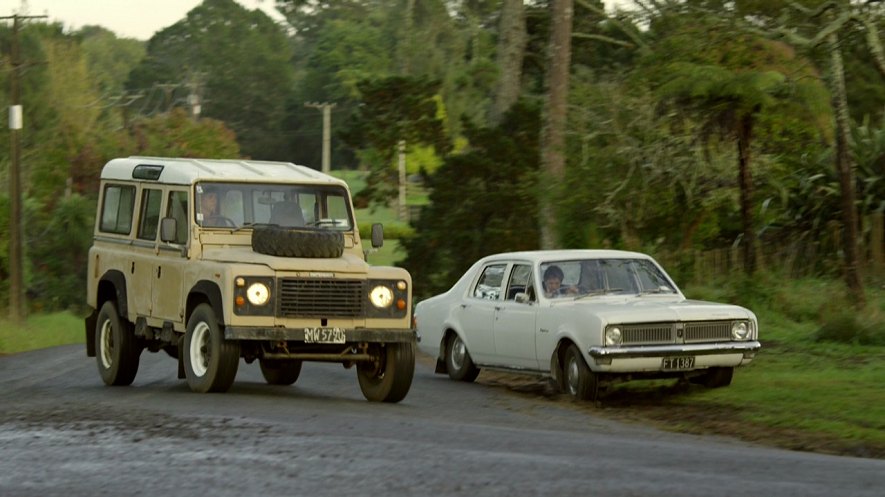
[605,326,622,346]
[369,285,394,308]
[732,321,749,340]
[246,282,270,306]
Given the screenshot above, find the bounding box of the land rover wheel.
[251,225,344,258]
[357,342,415,403]
[95,301,141,386]
[183,304,240,393]
[563,344,599,401]
[259,359,303,385]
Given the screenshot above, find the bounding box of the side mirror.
[160,217,177,243]
[371,223,384,248]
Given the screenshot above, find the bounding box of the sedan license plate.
[662,356,695,370]
[303,327,346,344]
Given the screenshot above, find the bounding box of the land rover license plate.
[662,356,695,370]
[303,327,346,344]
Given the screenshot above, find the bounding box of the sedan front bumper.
[589,341,761,359]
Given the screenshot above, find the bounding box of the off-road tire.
[259,359,303,385]
[183,304,240,393]
[445,333,480,382]
[357,342,415,403]
[251,225,344,258]
[95,301,141,386]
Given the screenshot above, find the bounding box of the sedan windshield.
[539,258,677,299]
[196,182,353,230]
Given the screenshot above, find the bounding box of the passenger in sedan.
[543,265,578,298]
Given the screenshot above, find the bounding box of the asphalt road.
[1,344,883,497]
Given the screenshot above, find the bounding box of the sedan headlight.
[369,285,394,308]
[732,321,750,340]
[605,326,622,346]
[246,282,270,306]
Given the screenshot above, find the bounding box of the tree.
[539,0,574,249]
[490,0,528,125]
[403,101,541,298]
[339,76,450,205]
[126,0,294,160]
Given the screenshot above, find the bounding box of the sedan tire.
[563,344,599,401]
[445,333,480,382]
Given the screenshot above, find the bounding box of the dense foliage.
[0,0,882,312]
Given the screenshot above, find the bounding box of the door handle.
[157,266,162,278]
[460,304,468,309]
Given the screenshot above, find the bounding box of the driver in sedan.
[543,265,578,298]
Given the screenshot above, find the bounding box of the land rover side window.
[137,188,163,241]
[473,264,506,300]
[166,190,189,244]
[99,184,135,235]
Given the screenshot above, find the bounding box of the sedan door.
[491,263,540,370]
[454,263,507,364]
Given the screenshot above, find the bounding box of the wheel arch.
[86,270,128,357]
[187,280,225,326]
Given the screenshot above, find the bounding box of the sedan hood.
[553,297,752,325]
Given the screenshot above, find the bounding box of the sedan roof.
[478,249,654,263]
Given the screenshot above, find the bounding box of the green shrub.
[814,309,885,346]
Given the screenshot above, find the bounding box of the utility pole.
[305,102,336,173]
[2,12,47,323]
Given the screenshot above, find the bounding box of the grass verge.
[0,312,85,355]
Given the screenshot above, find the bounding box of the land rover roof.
[100,156,347,187]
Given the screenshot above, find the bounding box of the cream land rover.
[85,156,415,402]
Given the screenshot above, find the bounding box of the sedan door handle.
[460,304,468,309]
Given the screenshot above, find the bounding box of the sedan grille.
[683,321,733,343]
[278,278,365,318]
[615,321,735,345]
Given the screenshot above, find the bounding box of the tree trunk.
[490,0,527,125]
[737,114,756,274]
[539,0,574,249]
[829,30,866,307]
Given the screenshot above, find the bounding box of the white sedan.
[415,250,761,401]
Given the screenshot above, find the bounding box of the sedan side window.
[505,264,534,302]
[473,264,506,300]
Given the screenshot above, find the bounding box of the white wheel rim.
[189,322,211,377]
[451,336,466,370]
[99,319,113,369]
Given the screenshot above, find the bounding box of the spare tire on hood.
[251,225,344,258]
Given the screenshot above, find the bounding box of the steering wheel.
[203,216,237,228]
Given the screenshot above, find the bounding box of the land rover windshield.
[195,182,353,230]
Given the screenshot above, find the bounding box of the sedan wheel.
[445,333,480,382]
[563,344,599,401]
